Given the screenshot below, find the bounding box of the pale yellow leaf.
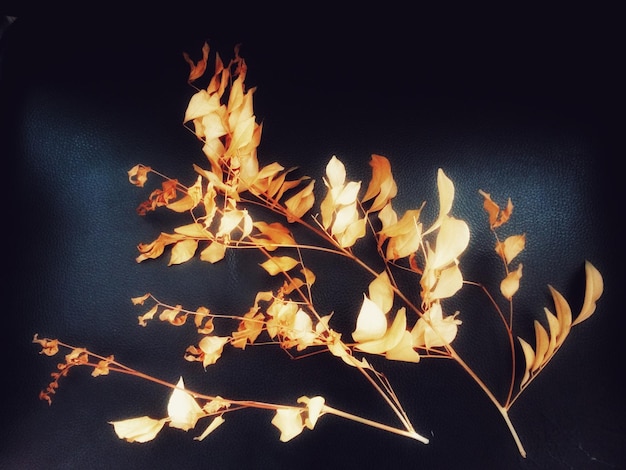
[496,234,526,265]
[352,294,387,343]
[429,263,464,300]
[500,264,523,300]
[109,416,167,443]
[297,395,326,429]
[271,408,304,442]
[260,256,300,276]
[194,415,225,441]
[385,330,421,363]
[411,303,462,349]
[424,168,455,235]
[572,261,604,326]
[368,271,394,315]
[325,156,346,188]
[167,377,204,431]
[430,216,470,270]
[355,307,407,355]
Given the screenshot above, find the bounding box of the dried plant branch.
[33,41,604,459]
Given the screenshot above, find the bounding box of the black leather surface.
[2,7,624,469]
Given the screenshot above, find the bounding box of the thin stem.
[322,404,429,444]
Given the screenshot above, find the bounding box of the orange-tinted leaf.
[169,239,199,266]
[478,190,513,228]
[159,305,187,326]
[260,256,300,276]
[362,154,398,213]
[183,42,210,82]
[91,356,114,377]
[284,180,315,222]
[32,334,59,356]
[231,309,265,349]
[548,285,571,344]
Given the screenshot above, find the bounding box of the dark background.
[1,5,624,469]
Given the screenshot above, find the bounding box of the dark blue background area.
[1,5,623,469]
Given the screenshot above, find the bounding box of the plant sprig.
[35,42,604,458]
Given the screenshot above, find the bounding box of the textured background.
[1,6,624,469]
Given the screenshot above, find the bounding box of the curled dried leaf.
[573,261,604,326]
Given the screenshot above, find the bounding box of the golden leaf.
[284,180,316,222]
[167,377,204,431]
[231,309,265,349]
[109,416,167,443]
[352,294,387,343]
[138,304,158,326]
[259,256,300,276]
[131,293,150,305]
[380,209,423,260]
[547,285,572,344]
[500,264,523,300]
[572,261,604,326]
[496,234,526,265]
[169,239,199,266]
[91,356,114,377]
[532,321,550,371]
[159,305,187,326]
[517,336,535,387]
[200,242,226,263]
[197,336,229,368]
[32,334,59,356]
